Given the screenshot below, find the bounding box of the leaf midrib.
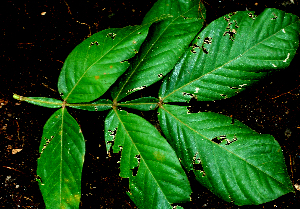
[59,108,64,206]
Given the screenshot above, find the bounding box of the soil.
[1,0,300,208]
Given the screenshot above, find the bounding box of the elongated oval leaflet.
[159,9,300,102]
[104,109,192,208]
[13,94,62,108]
[37,108,85,208]
[158,104,294,205]
[58,24,152,103]
[110,0,206,101]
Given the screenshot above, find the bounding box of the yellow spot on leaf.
[110,65,113,68]
[153,151,165,161]
[95,76,100,80]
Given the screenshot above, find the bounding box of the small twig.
[63,0,72,15]
[13,119,21,141]
[42,83,57,92]
[76,21,92,37]
[289,153,294,182]
[3,166,26,175]
[271,86,300,99]
[62,0,92,37]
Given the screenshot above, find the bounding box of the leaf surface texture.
[37,108,85,208]
[160,9,300,102]
[111,0,206,101]
[58,24,152,103]
[158,104,294,205]
[105,109,191,208]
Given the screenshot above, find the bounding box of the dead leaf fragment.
[12,149,22,154]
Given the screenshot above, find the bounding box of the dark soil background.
[1,0,300,208]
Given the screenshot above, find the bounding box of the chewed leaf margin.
[159,8,300,102]
[158,104,294,205]
[111,0,206,101]
[58,18,167,104]
[104,108,192,208]
[37,108,85,208]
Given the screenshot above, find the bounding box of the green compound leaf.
[69,99,112,111]
[119,97,159,111]
[13,94,62,108]
[160,8,300,102]
[37,108,85,209]
[111,0,206,101]
[104,109,191,208]
[158,104,294,205]
[58,24,152,104]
